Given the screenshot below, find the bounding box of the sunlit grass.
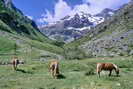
[0,57,133,89]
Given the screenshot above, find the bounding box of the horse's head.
[116,68,119,76]
[113,64,119,76]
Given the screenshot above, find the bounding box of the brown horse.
[12,56,20,70]
[97,63,119,77]
[49,60,60,78]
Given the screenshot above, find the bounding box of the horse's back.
[103,63,115,70]
[97,63,115,70]
[50,60,58,66]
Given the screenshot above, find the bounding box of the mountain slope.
[40,9,114,43]
[0,0,50,42]
[64,1,133,59]
[0,0,64,59]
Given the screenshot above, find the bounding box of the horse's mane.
[113,64,119,70]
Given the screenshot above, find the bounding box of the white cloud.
[38,0,72,23]
[38,0,130,24]
[85,0,130,10]
[54,0,71,20]
[26,15,33,20]
[38,10,54,23]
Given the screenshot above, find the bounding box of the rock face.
[3,0,12,8]
[95,8,115,19]
[81,30,133,57]
[79,1,133,57]
[64,1,133,59]
[63,13,93,28]
[40,9,114,43]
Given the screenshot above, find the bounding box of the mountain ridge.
[40,8,114,43]
[0,0,64,59]
[64,1,133,59]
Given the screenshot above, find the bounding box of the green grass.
[64,2,133,59]
[27,39,64,55]
[0,36,15,53]
[0,56,133,89]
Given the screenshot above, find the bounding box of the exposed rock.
[40,9,114,43]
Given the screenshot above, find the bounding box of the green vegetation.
[0,1,133,89]
[0,0,64,59]
[64,1,133,58]
[27,39,64,55]
[0,36,15,53]
[0,57,133,89]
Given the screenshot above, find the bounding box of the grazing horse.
[12,56,20,70]
[97,63,119,77]
[49,60,60,78]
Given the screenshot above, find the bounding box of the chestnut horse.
[49,60,60,78]
[12,56,20,70]
[97,63,119,77]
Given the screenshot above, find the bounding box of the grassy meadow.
[0,56,133,89]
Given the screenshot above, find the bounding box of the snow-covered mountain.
[39,8,115,43]
[95,8,115,19]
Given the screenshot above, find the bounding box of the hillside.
[0,0,64,60]
[0,1,133,89]
[64,1,133,59]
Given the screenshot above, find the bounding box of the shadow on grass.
[73,69,80,71]
[16,69,33,74]
[111,75,120,77]
[57,74,66,79]
[98,75,120,79]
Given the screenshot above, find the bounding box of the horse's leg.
[16,64,18,70]
[13,64,16,70]
[54,68,57,79]
[97,70,101,77]
[51,69,54,78]
[57,67,59,75]
[14,62,17,70]
[109,70,112,76]
[97,64,102,78]
[97,68,102,78]
[15,63,18,70]
[98,71,100,77]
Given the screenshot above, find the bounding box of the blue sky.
[12,0,130,26]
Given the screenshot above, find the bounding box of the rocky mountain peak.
[95,8,115,19]
[3,0,12,8]
[40,8,114,43]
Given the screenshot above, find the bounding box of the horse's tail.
[96,63,101,73]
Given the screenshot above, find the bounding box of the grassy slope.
[64,2,133,59]
[0,0,52,43]
[0,0,64,58]
[0,36,15,53]
[0,57,133,89]
[0,19,64,57]
[65,2,133,47]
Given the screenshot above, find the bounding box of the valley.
[0,0,133,89]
